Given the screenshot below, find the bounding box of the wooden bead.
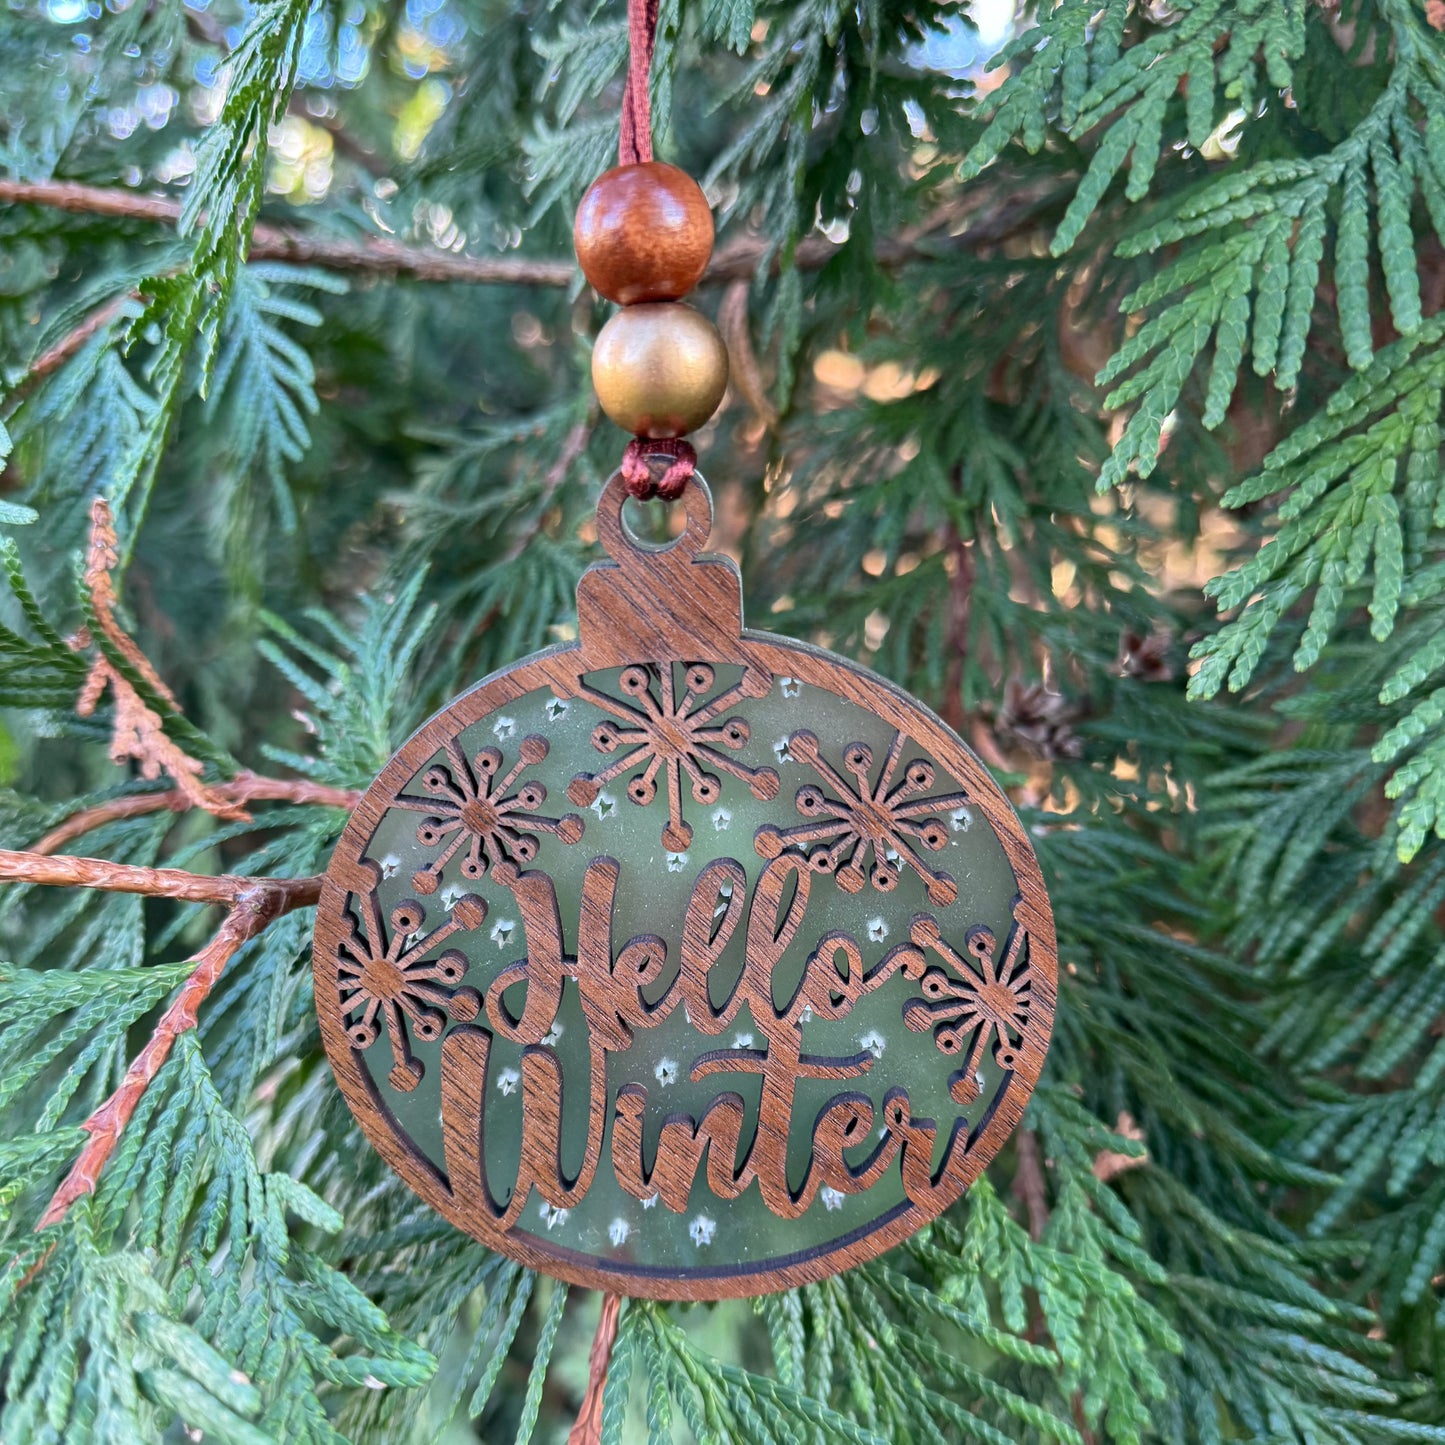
[574,162,714,305]
[592,303,729,439]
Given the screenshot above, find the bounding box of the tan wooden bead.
[591,302,729,439]
[574,162,714,305]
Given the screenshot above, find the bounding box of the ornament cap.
[577,471,743,668]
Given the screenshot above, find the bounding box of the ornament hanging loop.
[596,465,713,565]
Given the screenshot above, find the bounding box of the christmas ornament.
[313,472,1056,1298]
[312,0,1055,1302]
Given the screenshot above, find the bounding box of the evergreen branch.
[566,1293,623,1445]
[108,0,311,545]
[2,864,322,1232]
[0,177,1053,291]
[30,772,360,856]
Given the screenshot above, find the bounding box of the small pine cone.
[1117,627,1174,682]
[998,679,1084,760]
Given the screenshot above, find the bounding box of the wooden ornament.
[591,302,729,439]
[313,473,1056,1301]
[574,161,714,305]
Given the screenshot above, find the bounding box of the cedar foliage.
[2,0,1445,1438]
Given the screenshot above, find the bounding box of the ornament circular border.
[313,632,1057,1300]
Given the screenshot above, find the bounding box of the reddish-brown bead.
[574,161,714,305]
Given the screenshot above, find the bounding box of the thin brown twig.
[0,177,1054,293]
[567,1293,623,1445]
[1012,1127,1051,1245]
[28,293,135,381]
[1011,1132,1099,1445]
[503,414,596,565]
[0,486,344,1241]
[31,770,361,855]
[0,847,315,905]
[25,869,322,1230]
[939,520,975,738]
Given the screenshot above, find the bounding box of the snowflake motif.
[336,891,486,1092]
[394,734,583,895]
[755,730,968,906]
[568,663,779,850]
[903,915,1035,1106]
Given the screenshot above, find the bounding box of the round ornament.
[313,474,1056,1300]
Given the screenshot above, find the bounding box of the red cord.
[621,437,696,501]
[619,0,658,167]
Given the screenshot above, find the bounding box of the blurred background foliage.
[5,0,1445,1439]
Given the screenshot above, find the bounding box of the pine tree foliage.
[5,0,1445,1439]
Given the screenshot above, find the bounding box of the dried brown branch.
[567,1293,623,1445]
[23,866,322,1230]
[74,499,249,823]
[1091,1111,1149,1183]
[0,841,320,1233]
[0,177,1054,292]
[31,771,361,855]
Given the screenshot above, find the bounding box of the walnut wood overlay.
[313,473,1057,1300]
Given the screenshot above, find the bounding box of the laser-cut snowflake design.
[394,734,583,895]
[755,729,967,906]
[567,663,779,850]
[903,914,1035,1106]
[336,891,487,1092]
